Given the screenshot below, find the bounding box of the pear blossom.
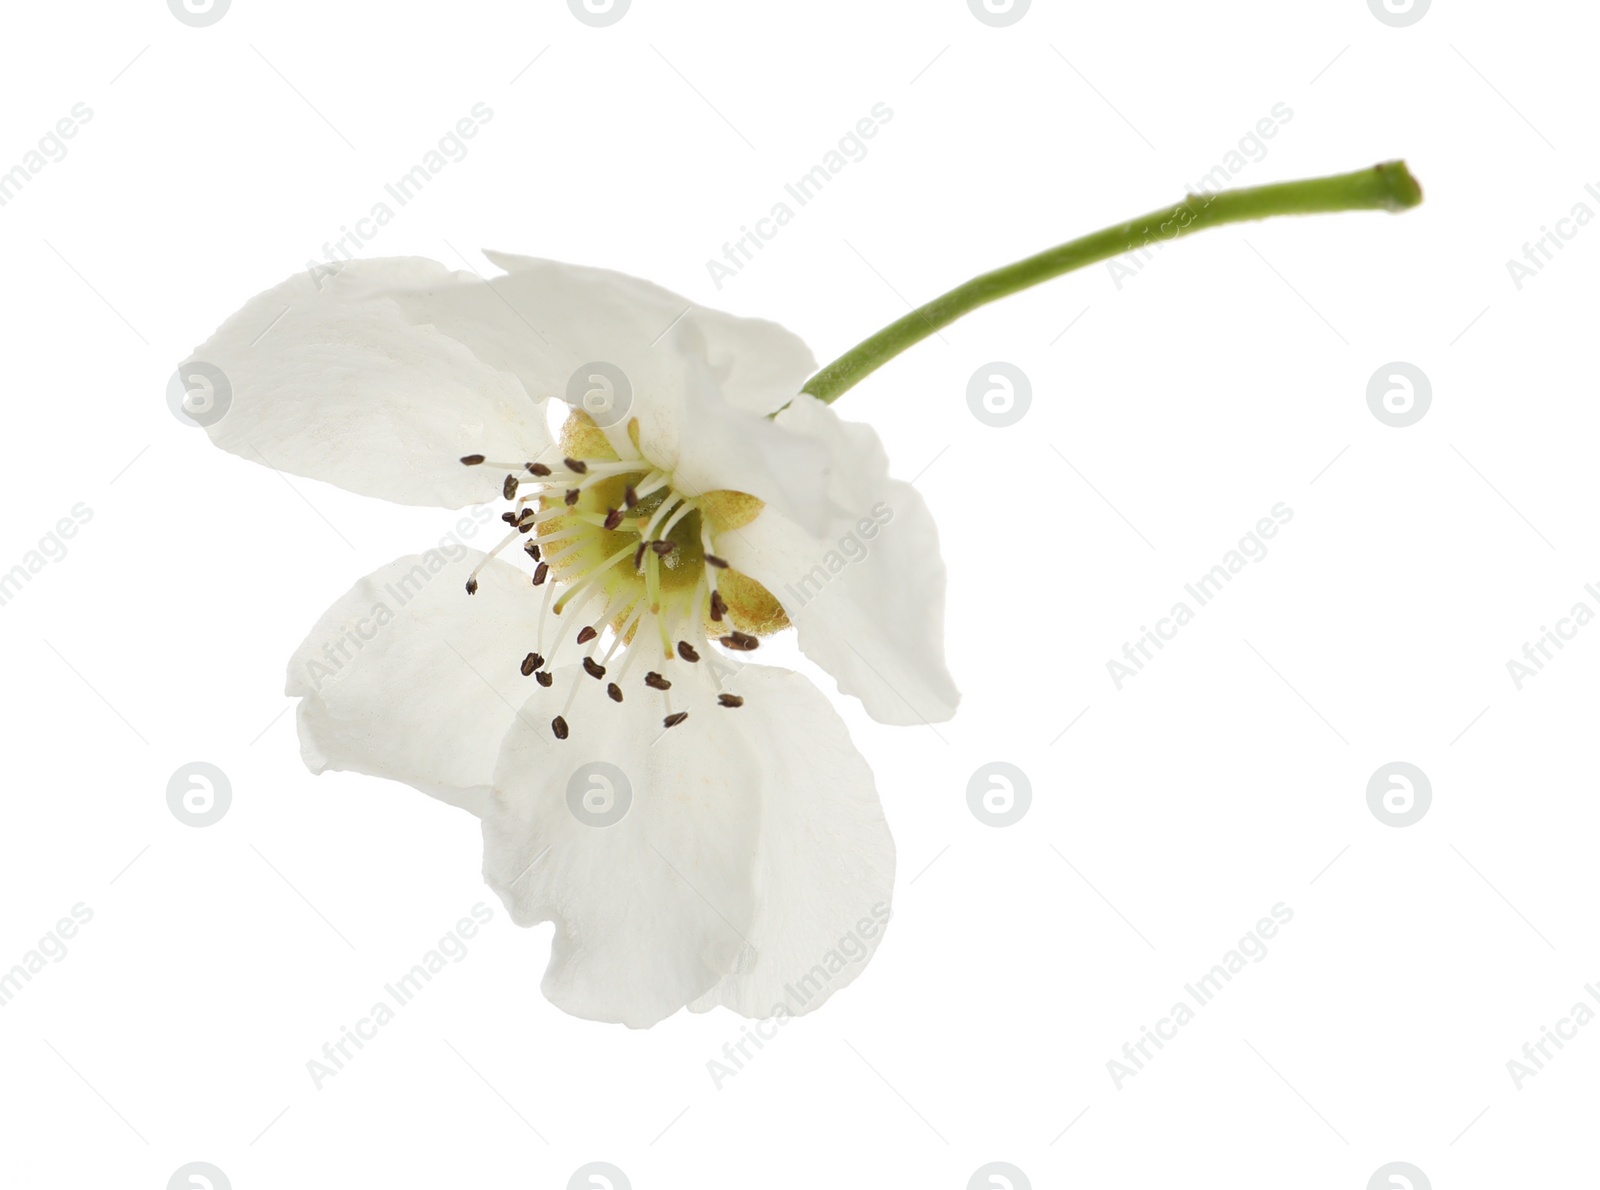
[185,253,957,1026]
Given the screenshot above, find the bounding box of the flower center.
[458,412,786,739]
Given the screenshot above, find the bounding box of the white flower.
[185,253,958,1027]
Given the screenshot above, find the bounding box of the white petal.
[639,351,837,536]
[185,258,550,508]
[464,252,818,415]
[687,667,895,1018]
[480,669,762,1028]
[285,548,541,816]
[388,253,837,535]
[719,397,960,725]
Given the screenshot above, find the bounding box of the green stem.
[800,160,1423,405]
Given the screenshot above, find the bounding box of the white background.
[1,0,1595,1186]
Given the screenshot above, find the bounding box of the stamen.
[536,671,553,687]
[633,542,647,571]
[643,552,677,658]
[710,591,727,622]
[656,498,696,543]
[607,683,623,703]
[603,509,624,531]
[582,657,606,680]
[532,562,549,585]
[677,641,700,663]
[705,554,729,569]
[563,458,588,474]
[551,716,569,740]
[624,485,638,508]
[527,462,552,477]
[720,631,759,651]
[460,454,486,466]
[520,652,543,676]
[640,494,684,543]
[644,672,671,690]
[524,541,541,561]
[503,474,520,500]
[465,577,478,595]
[576,626,597,645]
[629,471,671,505]
[553,543,637,615]
[717,694,744,708]
[564,489,580,506]
[663,711,688,729]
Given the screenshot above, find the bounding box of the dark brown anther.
[663,711,688,729]
[582,657,606,680]
[677,641,700,663]
[644,672,671,690]
[720,631,759,651]
[603,508,624,531]
[624,485,639,508]
[460,454,486,466]
[503,474,520,500]
[651,540,675,556]
[465,577,479,595]
[528,462,551,477]
[563,457,588,474]
[535,671,553,687]
[705,554,729,569]
[524,541,541,561]
[717,694,745,708]
[532,562,549,586]
[607,683,623,703]
[564,489,580,506]
[710,591,727,622]
[501,511,517,525]
[552,716,569,740]
[633,542,647,571]
[520,653,538,676]
[576,626,597,645]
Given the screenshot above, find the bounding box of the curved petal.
[285,548,543,816]
[480,667,762,1028]
[185,258,551,508]
[717,397,960,725]
[456,252,818,416]
[385,253,836,535]
[639,350,836,536]
[688,667,895,1019]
